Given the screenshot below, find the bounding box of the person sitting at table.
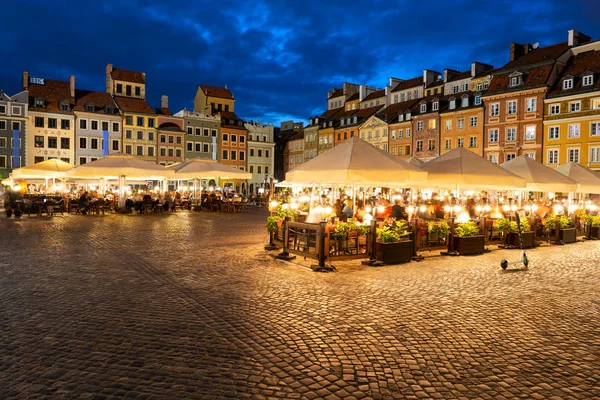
[164,192,174,212]
[390,199,407,221]
[342,200,353,221]
[79,191,90,215]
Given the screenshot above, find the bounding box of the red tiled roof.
[199,84,234,100]
[391,76,423,92]
[497,42,570,72]
[158,122,184,132]
[74,90,118,114]
[155,107,173,116]
[113,96,155,115]
[28,79,73,114]
[289,132,305,141]
[362,89,385,102]
[320,107,344,118]
[328,88,344,98]
[378,99,420,122]
[111,68,145,84]
[484,64,554,96]
[548,49,600,97]
[446,70,471,83]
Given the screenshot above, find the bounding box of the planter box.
[507,231,535,248]
[590,226,600,239]
[559,228,577,244]
[452,235,485,255]
[376,240,413,264]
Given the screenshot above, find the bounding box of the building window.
[444,138,451,150]
[79,157,87,165]
[475,96,481,105]
[570,102,581,112]
[428,139,435,151]
[126,85,132,96]
[223,134,228,142]
[526,98,536,112]
[80,119,87,129]
[240,151,245,161]
[510,76,521,87]
[176,149,182,158]
[417,121,424,131]
[406,128,411,137]
[452,85,459,94]
[432,101,439,111]
[506,127,516,142]
[457,118,464,129]
[135,146,143,156]
[91,120,98,130]
[416,140,423,152]
[212,129,217,137]
[148,118,155,128]
[490,103,499,117]
[148,132,154,141]
[525,126,536,141]
[568,123,580,138]
[202,143,208,153]
[48,136,57,149]
[469,136,476,148]
[35,136,44,147]
[240,136,245,143]
[176,136,182,144]
[61,119,70,130]
[112,140,119,151]
[34,156,45,163]
[125,145,132,154]
[469,117,478,127]
[489,129,499,143]
[568,148,580,163]
[506,153,516,162]
[489,154,498,164]
[591,122,600,136]
[484,81,489,90]
[187,142,193,151]
[147,147,154,157]
[91,138,99,149]
[125,130,132,139]
[563,79,573,90]
[195,143,201,152]
[137,117,144,127]
[583,75,593,86]
[222,150,228,160]
[116,83,122,94]
[135,86,141,97]
[420,104,426,113]
[266,150,270,157]
[61,138,70,149]
[550,105,560,115]
[137,131,143,140]
[102,121,109,131]
[125,116,133,125]
[0,138,5,147]
[250,148,255,157]
[0,121,5,130]
[507,101,517,114]
[590,147,600,163]
[60,102,69,111]
[48,118,57,129]
[549,126,560,140]
[231,135,237,143]
[428,119,436,129]
[187,127,193,135]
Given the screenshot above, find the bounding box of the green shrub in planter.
[455,221,479,237]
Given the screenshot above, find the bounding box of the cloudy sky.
[1,0,598,125]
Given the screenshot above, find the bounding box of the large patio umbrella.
[10,158,73,180]
[420,147,526,189]
[500,156,577,193]
[555,162,600,194]
[284,137,427,187]
[67,153,174,207]
[167,157,251,180]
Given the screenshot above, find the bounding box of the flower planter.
[559,228,577,244]
[506,231,535,248]
[375,240,413,264]
[590,226,600,239]
[452,235,485,255]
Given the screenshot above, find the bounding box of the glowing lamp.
[407,205,415,214]
[531,204,539,212]
[456,212,471,223]
[269,200,279,210]
[510,205,518,212]
[365,206,372,213]
[444,205,452,212]
[502,205,510,212]
[419,205,427,213]
[484,205,491,212]
[453,205,462,214]
[553,204,563,214]
[377,205,385,213]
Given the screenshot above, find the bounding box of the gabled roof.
[113,96,155,115]
[496,42,570,73]
[484,64,555,96]
[0,91,11,102]
[548,49,600,97]
[378,99,420,122]
[28,79,73,114]
[158,122,184,132]
[362,89,385,102]
[199,84,234,100]
[74,90,118,114]
[446,70,471,83]
[391,76,423,92]
[425,79,443,89]
[155,107,173,116]
[111,68,145,84]
[439,91,483,114]
[289,131,305,141]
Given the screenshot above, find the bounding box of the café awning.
[420,147,526,189]
[284,137,427,187]
[67,153,174,180]
[555,162,600,194]
[500,156,577,193]
[167,157,251,180]
[10,158,74,179]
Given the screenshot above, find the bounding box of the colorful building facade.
[246,121,275,194]
[0,89,27,176]
[156,96,185,166]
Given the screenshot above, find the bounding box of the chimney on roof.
[359,85,367,102]
[69,75,75,98]
[510,43,532,61]
[471,62,493,77]
[106,63,113,94]
[22,71,29,90]
[423,69,439,87]
[161,95,168,109]
[568,29,591,47]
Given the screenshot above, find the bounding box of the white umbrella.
[500,156,577,193]
[11,159,74,179]
[167,157,251,180]
[555,162,600,194]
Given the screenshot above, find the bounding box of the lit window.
[525,126,536,141]
[568,124,580,138]
[526,98,536,112]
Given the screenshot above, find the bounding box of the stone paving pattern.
[0,210,598,399]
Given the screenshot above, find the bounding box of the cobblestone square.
[0,210,598,399]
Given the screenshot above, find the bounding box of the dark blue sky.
[1,0,598,125]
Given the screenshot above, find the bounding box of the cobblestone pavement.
[0,210,598,399]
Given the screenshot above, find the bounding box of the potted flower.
[544,215,576,243]
[331,222,352,252]
[496,218,535,248]
[453,221,484,255]
[591,216,600,239]
[428,221,450,245]
[375,220,413,264]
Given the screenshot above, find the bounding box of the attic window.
[346,117,351,125]
[510,76,522,87]
[398,114,404,122]
[476,82,482,91]
[462,96,469,107]
[406,111,411,120]
[59,101,69,111]
[432,101,439,111]
[340,118,344,126]
[86,103,94,112]
[474,95,481,105]
[563,79,573,90]
[34,98,44,108]
[449,99,456,110]
[353,116,357,124]
[105,105,113,114]
[484,81,489,90]
[583,75,593,86]
[420,103,426,113]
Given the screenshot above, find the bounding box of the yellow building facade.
[439,94,484,156]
